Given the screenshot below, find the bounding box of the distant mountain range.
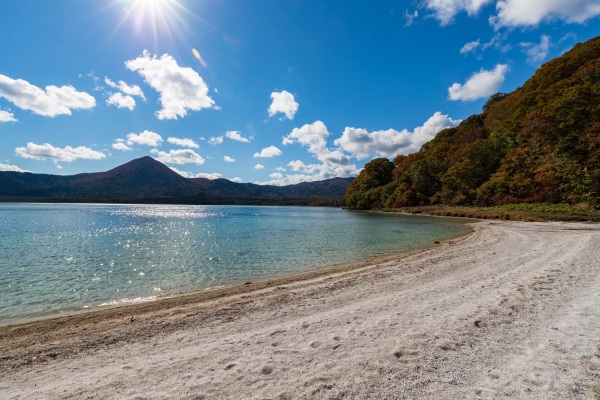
[0,156,354,206]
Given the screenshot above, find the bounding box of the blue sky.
[0,0,598,184]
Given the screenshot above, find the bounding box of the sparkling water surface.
[0,203,469,324]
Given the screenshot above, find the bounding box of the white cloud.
[112,142,133,151]
[268,90,299,120]
[253,146,282,158]
[283,121,349,165]
[492,0,600,28]
[15,142,106,162]
[287,160,320,174]
[169,167,222,179]
[425,0,493,25]
[521,35,551,65]
[169,166,193,177]
[230,177,243,183]
[269,172,284,179]
[104,77,145,100]
[167,137,199,148]
[196,172,223,179]
[404,9,419,27]
[254,164,265,170]
[0,109,17,122]
[208,136,223,145]
[126,130,163,147]
[107,92,136,110]
[254,177,288,186]
[150,149,205,165]
[284,162,360,184]
[0,74,95,117]
[225,130,252,143]
[0,163,29,172]
[334,112,461,159]
[275,167,287,172]
[125,50,215,120]
[448,64,508,101]
[460,39,481,54]
[223,156,236,162]
[279,121,362,184]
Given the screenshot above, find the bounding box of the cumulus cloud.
[283,161,361,184]
[196,172,223,179]
[169,167,222,179]
[0,109,17,122]
[460,39,481,54]
[208,136,223,145]
[223,156,236,162]
[278,121,362,184]
[0,163,29,172]
[0,74,95,117]
[125,130,163,147]
[125,50,215,120]
[334,112,461,159]
[104,77,145,100]
[150,149,205,165]
[287,160,320,174]
[269,172,284,180]
[112,141,133,151]
[268,90,299,120]
[167,137,199,148]
[448,64,508,101]
[521,35,551,65]
[254,177,287,186]
[492,0,600,28]
[225,130,252,143]
[254,164,265,170]
[15,142,106,162]
[425,0,493,25]
[107,92,136,110]
[283,121,349,165]
[253,146,282,158]
[230,177,243,183]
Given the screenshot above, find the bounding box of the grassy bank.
[381,203,600,222]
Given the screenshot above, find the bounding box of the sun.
[111,0,198,49]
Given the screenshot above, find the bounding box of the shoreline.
[0,221,476,339]
[3,220,600,399]
[1,214,474,328]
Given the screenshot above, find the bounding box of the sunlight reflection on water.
[0,204,469,323]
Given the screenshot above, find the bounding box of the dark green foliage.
[345,158,394,209]
[346,36,600,209]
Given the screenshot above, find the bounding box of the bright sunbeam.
[110,0,200,51]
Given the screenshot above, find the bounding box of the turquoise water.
[0,204,469,324]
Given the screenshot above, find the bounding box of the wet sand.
[2,220,600,399]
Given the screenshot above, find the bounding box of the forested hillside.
[346,36,600,209]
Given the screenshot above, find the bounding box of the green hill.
[346,36,600,210]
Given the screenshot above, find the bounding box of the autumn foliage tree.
[345,36,600,209]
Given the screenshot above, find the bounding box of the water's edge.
[0,204,473,325]
[2,214,476,327]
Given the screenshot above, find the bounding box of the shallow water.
[0,203,469,323]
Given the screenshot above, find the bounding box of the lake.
[0,203,470,324]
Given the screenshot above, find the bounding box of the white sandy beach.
[1,220,600,399]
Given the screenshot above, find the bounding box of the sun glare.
[111,0,198,50]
